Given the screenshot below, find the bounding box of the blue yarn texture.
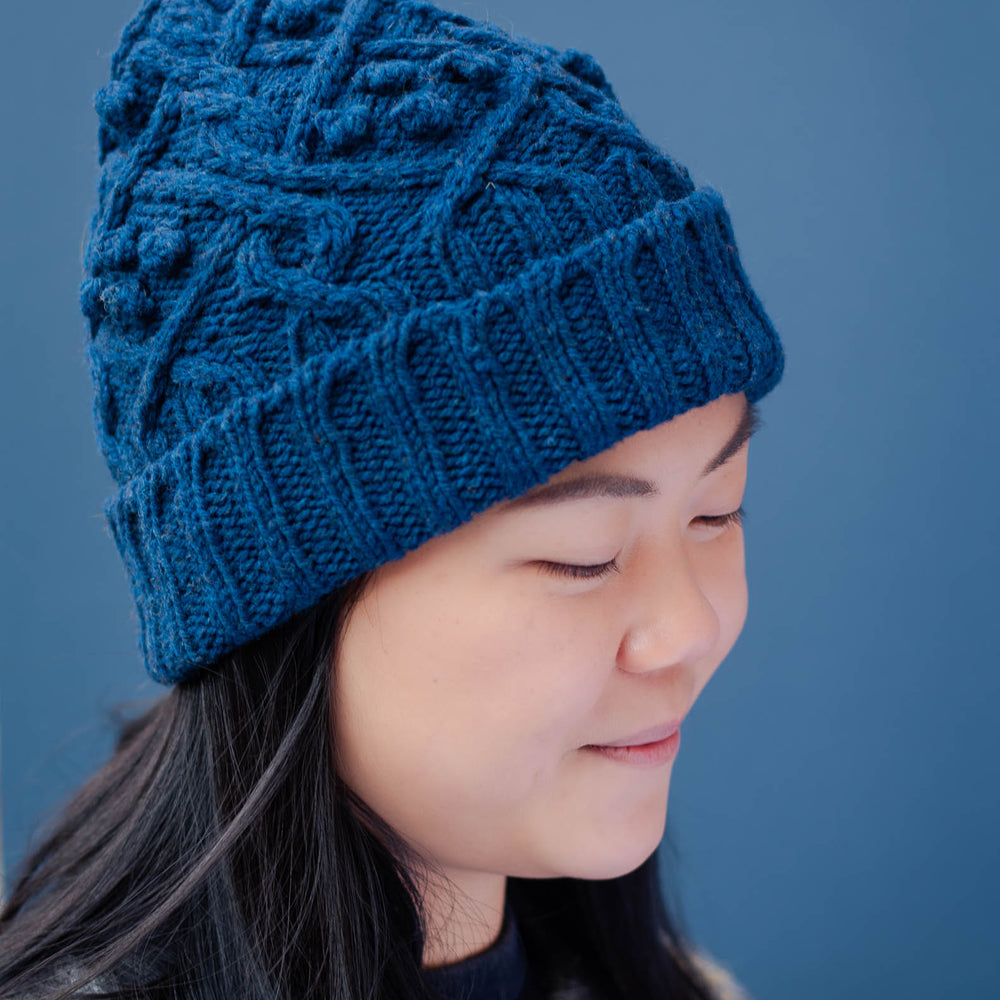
[81,0,785,684]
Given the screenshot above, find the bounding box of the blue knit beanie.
[81,0,784,684]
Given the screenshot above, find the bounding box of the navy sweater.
[21,903,748,999]
[421,902,544,1000]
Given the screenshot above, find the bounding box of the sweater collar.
[420,901,529,1000]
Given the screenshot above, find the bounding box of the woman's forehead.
[490,393,751,515]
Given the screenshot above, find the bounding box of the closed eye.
[696,506,745,531]
[537,506,745,581]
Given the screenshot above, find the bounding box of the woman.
[0,0,785,997]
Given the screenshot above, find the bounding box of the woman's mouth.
[583,726,682,766]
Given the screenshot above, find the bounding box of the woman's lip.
[589,720,683,748]
[584,729,681,766]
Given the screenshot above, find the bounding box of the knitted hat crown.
[81,0,784,684]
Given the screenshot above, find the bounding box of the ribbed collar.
[421,901,534,1000]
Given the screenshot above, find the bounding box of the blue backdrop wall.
[2,1,997,997]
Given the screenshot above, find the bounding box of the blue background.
[2,1,998,996]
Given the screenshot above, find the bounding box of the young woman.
[0,1,785,998]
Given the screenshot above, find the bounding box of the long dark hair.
[0,570,720,1000]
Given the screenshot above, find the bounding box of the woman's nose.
[617,543,721,674]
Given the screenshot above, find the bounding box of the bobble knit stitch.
[82,0,785,683]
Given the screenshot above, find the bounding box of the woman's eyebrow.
[496,399,761,512]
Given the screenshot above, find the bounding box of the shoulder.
[688,947,754,1000]
[542,951,751,1000]
[548,986,591,1000]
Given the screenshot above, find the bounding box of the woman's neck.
[420,869,508,968]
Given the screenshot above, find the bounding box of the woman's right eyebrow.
[494,398,760,513]
[497,472,659,511]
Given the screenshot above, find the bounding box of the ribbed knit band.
[82,0,785,683]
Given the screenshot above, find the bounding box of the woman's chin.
[575,823,667,880]
[520,803,669,882]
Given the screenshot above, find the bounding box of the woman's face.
[333,391,753,891]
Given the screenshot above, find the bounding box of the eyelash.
[539,507,746,581]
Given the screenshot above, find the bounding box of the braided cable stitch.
[81,0,784,682]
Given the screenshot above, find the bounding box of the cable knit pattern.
[81,0,784,683]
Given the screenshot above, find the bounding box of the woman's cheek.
[703,529,749,656]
